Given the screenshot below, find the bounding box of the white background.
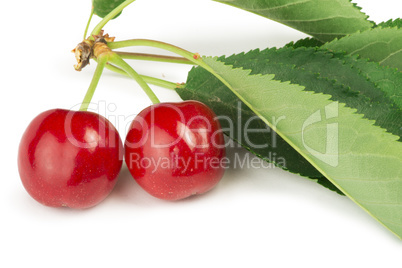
[1,0,401,267]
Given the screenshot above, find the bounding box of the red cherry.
[124,101,226,200]
[18,109,123,209]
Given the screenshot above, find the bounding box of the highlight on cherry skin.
[18,109,123,209]
[124,101,226,201]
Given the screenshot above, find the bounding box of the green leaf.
[186,56,402,238]
[376,18,402,29]
[285,37,324,49]
[284,40,402,109]
[179,46,401,194]
[223,47,402,139]
[213,0,373,42]
[323,27,402,71]
[330,53,402,109]
[93,0,125,18]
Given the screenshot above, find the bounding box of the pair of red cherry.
[18,101,226,208]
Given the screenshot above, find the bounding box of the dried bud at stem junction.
[72,30,115,71]
[72,40,93,71]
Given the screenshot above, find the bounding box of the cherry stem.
[116,52,193,65]
[108,39,221,89]
[141,75,179,90]
[108,53,160,104]
[104,62,179,90]
[91,0,136,37]
[79,55,108,111]
[108,39,202,65]
[83,6,94,39]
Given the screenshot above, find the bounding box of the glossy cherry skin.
[125,101,226,200]
[18,109,123,209]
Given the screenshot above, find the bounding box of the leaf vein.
[280,15,365,23]
[246,0,311,12]
[379,48,402,65]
